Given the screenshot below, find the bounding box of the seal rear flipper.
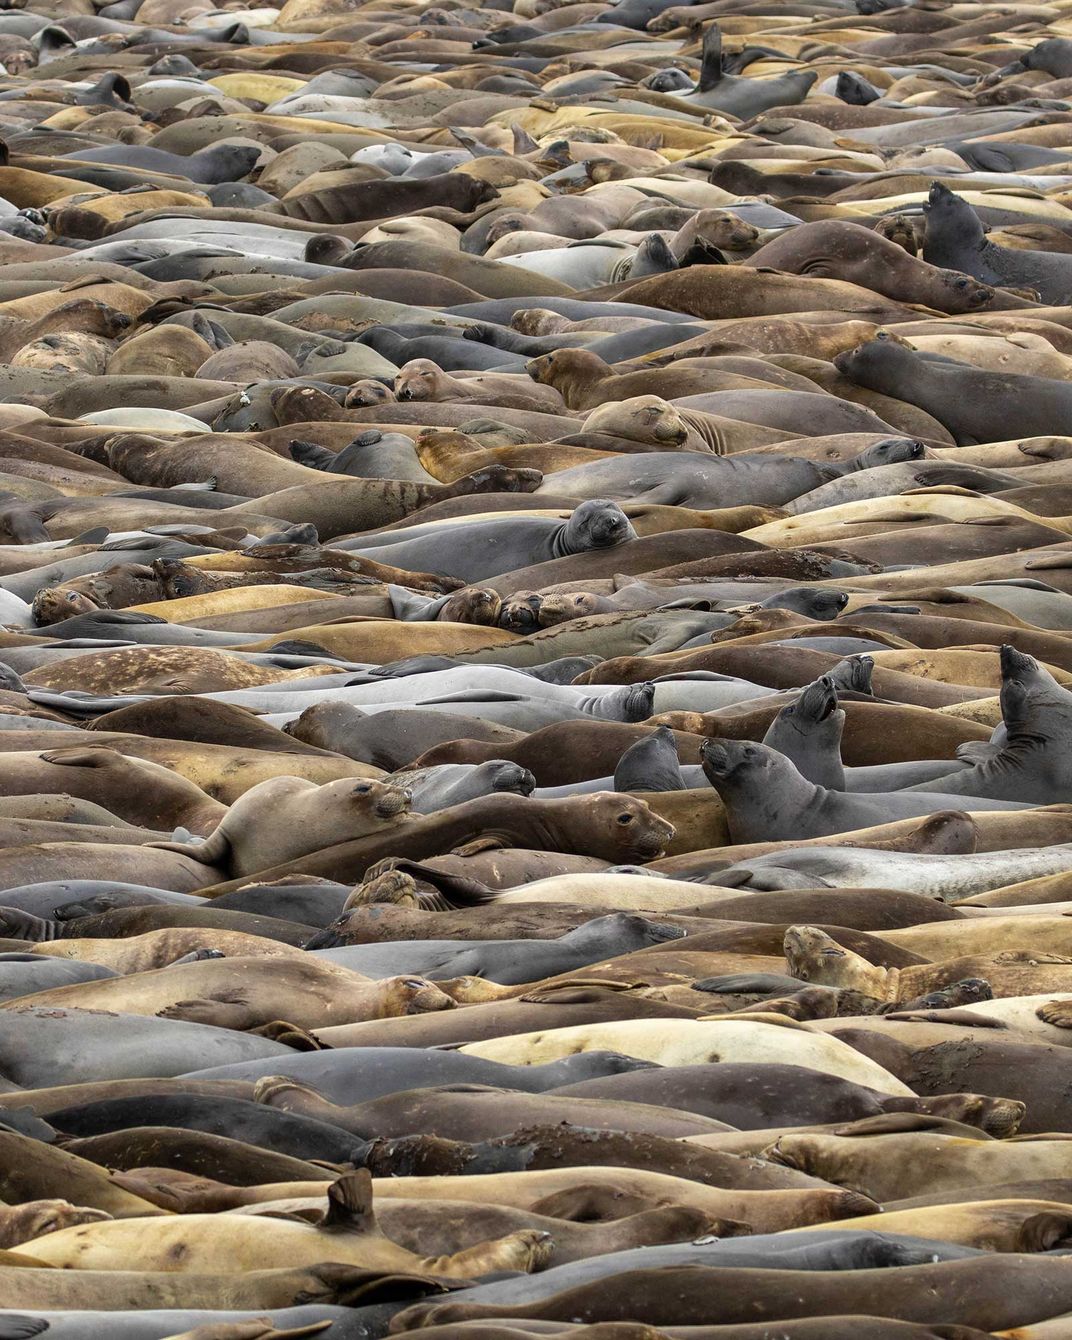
[145,835,226,866]
[697,22,725,91]
[322,1169,377,1234]
[253,1022,328,1050]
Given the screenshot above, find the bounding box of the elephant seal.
[18,1168,553,1279]
[657,24,818,117]
[760,677,967,793]
[342,500,637,583]
[0,1006,293,1086]
[390,1256,1065,1332]
[183,1047,656,1101]
[750,220,997,315]
[5,957,452,1032]
[392,761,536,813]
[901,645,1072,802]
[193,793,676,894]
[835,337,1072,446]
[0,747,225,835]
[150,777,412,878]
[698,739,1028,844]
[923,182,1072,305]
[309,912,685,983]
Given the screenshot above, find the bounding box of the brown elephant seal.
[394,359,564,413]
[748,221,1000,315]
[0,747,225,835]
[195,793,675,895]
[22,647,335,697]
[579,396,690,448]
[151,777,411,879]
[18,1168,553,1279]
[31,564,166,624]
[7,958,453,1032]
[0,1199,111,1248]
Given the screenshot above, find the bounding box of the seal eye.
[66,593,80,602]
[402,978,426,989]
[353,783,371,795]
[617,813,633,825]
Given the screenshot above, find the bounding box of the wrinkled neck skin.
[718,764,820,844]
[948,674,1072,799]
[763,712,846,790]
[552,520,583,559]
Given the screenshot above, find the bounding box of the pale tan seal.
[151,777,411,879]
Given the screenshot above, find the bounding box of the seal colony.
[10,0,1072,1336]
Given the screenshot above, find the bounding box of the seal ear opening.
[322,1169,377,1234]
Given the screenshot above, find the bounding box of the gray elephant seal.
[340,500,637,583]
[393,762,537,813]
[699,738,1029,843]
[308,913,685,983]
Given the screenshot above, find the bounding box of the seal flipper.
[158,990,258,1030]
[614,725,686,793]
[697,23,724,92]
[1036,999,1072,1028]
[147,819,230,868]
[322,1170,377,1233]
[70,527,110,546]
[677,239,728,267]
[0,1320,48,1340]
[510,123,540,154]
[289,440,337,472]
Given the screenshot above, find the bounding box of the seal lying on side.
[150,778,412,878]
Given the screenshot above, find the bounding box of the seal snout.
[700,737,746,780]
[800,676,839,721]
[647,921,687,943]
[373,784,412,819]
[1000,642,1037,679]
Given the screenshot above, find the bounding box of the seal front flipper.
[1036,999,1072,1028]
[157,991,258,1030]
[422,1227,554,1276]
